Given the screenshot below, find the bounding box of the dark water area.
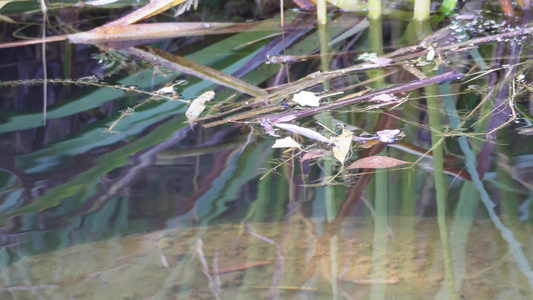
[1,0,533,299]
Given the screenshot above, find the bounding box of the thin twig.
[260,71,463,124]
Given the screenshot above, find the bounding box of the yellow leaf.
[272,137,302,149]
[332,129,352,163]
[186,91,215,124]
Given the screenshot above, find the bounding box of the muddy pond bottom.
[2,216,531,299]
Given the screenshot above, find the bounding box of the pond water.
[1,0,533,299]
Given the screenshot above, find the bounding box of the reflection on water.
[2,216,532,299]
[1,1,533,299]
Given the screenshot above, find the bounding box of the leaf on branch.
[346,156,409,169]
[331,129,353,163]
[272,137,302,149]
[302,149,327,161]
[357,52,378,61]
[427,48,436,61]
[370,57,393,65]
[273,123,330,143]
[186,91,215,125]
[293,91,321,107]
[356,138,380,148]
[156,85,178,96]
[370,94,397,102]
[260,119,279,137]
[376,129,403,143]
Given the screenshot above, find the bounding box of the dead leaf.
[260,119,279,137]
[302,149,327,161]
[68,22,241,45]
[346,156,409,169]
[293,91,321,107]
[370,94,397,102]
[370,57,393,65]
[273,123,329,143]
[272,137,302,149]
[156,85,177,96]
[427,48,436,61]
[376,129,402,143]
[332,129,353,163]
[356,139,380,148]
[186,91,215,124]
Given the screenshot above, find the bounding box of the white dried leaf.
[260,119,279,137]
[332,129,353,163]
[427,49,436,61]
[272,137,302,149]
[376,129,401,143]
[274,123,330,143]
[85,0,119,6]
[293,91,320,107]
[157,86,177,96]
[186,91,215,124]
[370,57,393,65]
[357,52,378,61]
[370,94,397,102]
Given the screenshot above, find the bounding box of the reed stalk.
[413,0,430,21]
[317,0,328,24]
[368,0,382,20]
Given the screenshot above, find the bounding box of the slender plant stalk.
[317,0,327,24]
[413,0,430,21]
[424,69,458,299]
[370,168,388,299]
[368,0,382,20]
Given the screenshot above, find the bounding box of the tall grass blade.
[126,46,267,97]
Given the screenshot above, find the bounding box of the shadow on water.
[1,0,533,298]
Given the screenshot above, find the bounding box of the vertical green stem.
[317,0,328,24]
[368,0,382,20]
[413,0,430,21]
[317,21,338,297]
[370,168,388,300]
[318,23,331,91]
[425,77,458,300]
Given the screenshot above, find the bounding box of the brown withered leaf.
[356,139,380,149]
[346,156,409,170]
[301,149,327,161]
